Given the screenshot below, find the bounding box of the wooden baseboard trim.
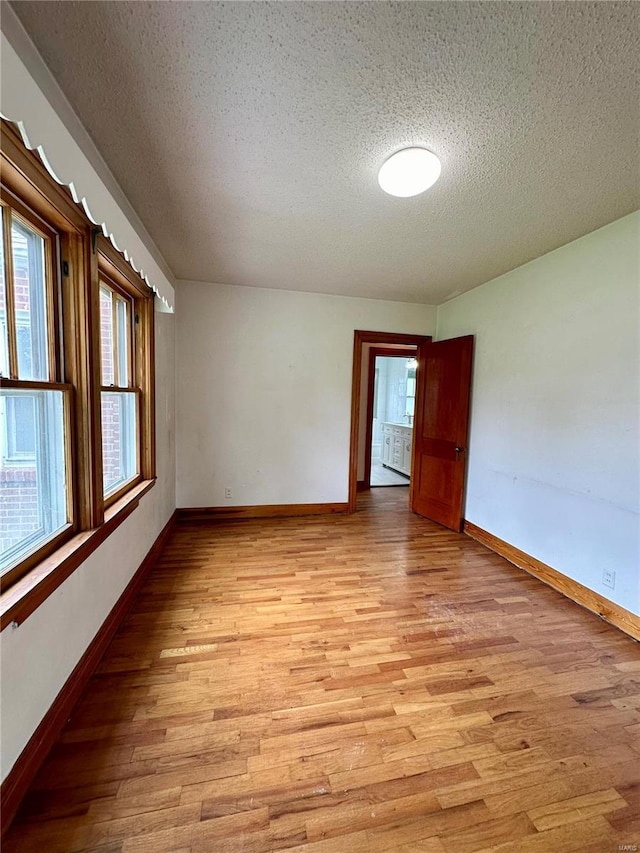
[177,502,349,522]
[464,521,639,642]
[356,480,368,492]
[0,510,176,837]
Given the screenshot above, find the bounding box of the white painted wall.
[1,307,176,782]
[176,282,436,507]
[437,211,640,616]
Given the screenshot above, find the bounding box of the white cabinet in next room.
[381,423,412,477]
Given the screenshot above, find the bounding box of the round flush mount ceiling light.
[378,147,441,197]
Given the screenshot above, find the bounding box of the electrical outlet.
[224,487,232,500]
[602,569,615,590]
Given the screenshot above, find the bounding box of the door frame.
[363,346,419,489]
[348,330,431,513]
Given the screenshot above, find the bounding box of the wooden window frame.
[97,238,156,507]
[0,188,75,586]
[0,119,156,628]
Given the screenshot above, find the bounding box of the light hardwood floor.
[5,489,640,852]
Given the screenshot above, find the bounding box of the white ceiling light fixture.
[378,147,442,198]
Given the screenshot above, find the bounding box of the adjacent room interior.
[0,2,639,851]
[369,353,416,487]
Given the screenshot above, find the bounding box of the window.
[4,395,37,461]
[405,359,417,421]
[0,198,72,581]
[99,280,138,500]
[1,119,155,602]
[96,244,155,515]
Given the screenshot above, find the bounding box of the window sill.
[0,478,156,630]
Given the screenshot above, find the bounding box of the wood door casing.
[410,335,473,531]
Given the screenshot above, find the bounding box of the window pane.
[11,218,49,380]
[0,215,9,378]
[6,395,36,458]
[100,286,114,385]
[116,297,129,387]
[101,391,137,495]
[0,389,69,574]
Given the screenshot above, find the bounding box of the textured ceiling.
[11,1,640,304]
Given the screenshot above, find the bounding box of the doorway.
[348,329,474,531]
[348,330,431,512]
[365,348,417,489]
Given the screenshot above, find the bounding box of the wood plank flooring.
[5,488,640,852]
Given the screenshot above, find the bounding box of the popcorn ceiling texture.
[12,1,640,304]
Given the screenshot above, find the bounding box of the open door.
[410,336,473,531]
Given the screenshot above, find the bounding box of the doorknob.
[455,446,464,459]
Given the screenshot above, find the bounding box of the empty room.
[1,2,639,851]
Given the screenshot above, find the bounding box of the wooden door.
[410,336,473,531]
